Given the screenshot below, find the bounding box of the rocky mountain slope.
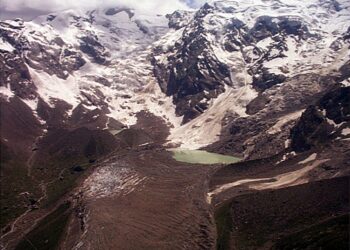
[0,0,349,249]
[1,0,349,151]
[154,0,350,149]
[209,86,350,249]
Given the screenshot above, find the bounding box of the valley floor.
[1,112,349,250]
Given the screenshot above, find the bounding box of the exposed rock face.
[154,5,233,123]
[166,10,194,30]
[291,107,331,152]
[79,35,109,65]
[245,94,270,115]
[0,20,86,79]
[154,9,232,122]
[249,16,311,40]
[246,16,311,90]
[105,7,135,18]
[0,52,37,99]
[319,87,350,124]
[339,60,350,82]
[26,40,86,79]
[153,1,349,125]
[291,87,350,152]
[207,73,340,159]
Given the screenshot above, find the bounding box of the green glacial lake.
[169,149,240,165]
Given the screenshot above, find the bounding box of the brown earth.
[1,111,221,250]
[62,148,218,249]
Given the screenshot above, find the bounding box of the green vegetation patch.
[215,202,233,250]
[39,156,90,207]
[0,160,41,229]
[274,214,350,250]
[15,202,72,250]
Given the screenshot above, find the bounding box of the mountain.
[0,0,349,249]
[154,0,350,150]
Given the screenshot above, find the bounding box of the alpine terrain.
[0,0,349,249]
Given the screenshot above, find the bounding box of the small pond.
[169,149,240,165]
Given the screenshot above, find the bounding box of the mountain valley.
[0,0,349,249]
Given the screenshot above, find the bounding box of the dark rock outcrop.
[166,10,193,30]
[251,69,287,91]
[79,35,110,65]
[154,4,232,123]
[0,52,37,99]
[291,86,350,152]
[26,41,86,79]
[250,16,310,41]
[0,21,86,79]
[105,7,134,18]
[154,7,316,123]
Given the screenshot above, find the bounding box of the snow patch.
[83,163,146,199]
[207,177,271,203]
[341,127,350,136]
[298,153,317,165]
[168,79,257,149]
[0,85,14,101]
[250,159,330,190]
[267,110,304,135]
[208,158,330,203]
[0,39,15,52]
[28,68,81,109]
[22,98,47,125]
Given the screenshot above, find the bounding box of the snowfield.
[1,0,349,149]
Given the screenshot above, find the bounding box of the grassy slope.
[215,176,349,249]
[274,214,349,250]
[0,159,39,228]
[15,202,72,250]
[215,202,233,250]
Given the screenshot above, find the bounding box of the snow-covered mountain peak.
[1,0,349,150]
[0,6,181,129]
[152,0,349,148]
[28,7,169,48]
